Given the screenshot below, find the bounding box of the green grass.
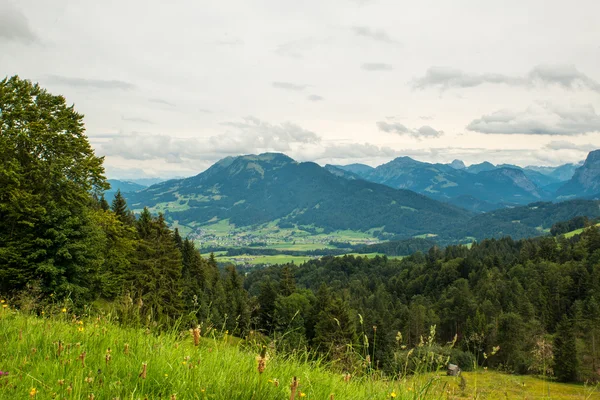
[0,309,597,399]
[214,254,315,265]
[564,223,600,238]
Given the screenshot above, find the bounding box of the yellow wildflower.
[390,392,397,398]
[29,387,37,397]
[61,308,67,313]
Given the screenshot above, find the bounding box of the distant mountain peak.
[449,159,466,169]
[555,149,600,197]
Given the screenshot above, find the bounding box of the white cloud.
[272,81,308,91]
[467,103,600,135]
[361,63,393,71]
[413,65,600,92]
[377,121,443,139]
[352,26,399,44]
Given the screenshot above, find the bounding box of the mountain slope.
[442,199,600,241]
[336,158,548,208]
[105,179,147,199]
[126,153,473,238]
[557,150,600,197]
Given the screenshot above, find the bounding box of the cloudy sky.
[2,0,600,178]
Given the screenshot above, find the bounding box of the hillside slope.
[127,153,473,238]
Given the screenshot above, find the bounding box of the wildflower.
[390,392,397,398]
[78,327,84,332]
[139,363,147,379]
[84,376,94,384]
[2,305,7,309]
[0,371,9,377]
[105,348,112,365]
[192,326,201,346]
[343,373,351,383]
[30,388,37,397]
[165,374,168,377]
[170,395,177,400]
[0,299,4,303]
[256,346,267,374]
[62,308,67,313]
[299,392,306,397]
[57,380,65,386]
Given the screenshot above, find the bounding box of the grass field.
[0,309,597,399]
[564,223,600,238]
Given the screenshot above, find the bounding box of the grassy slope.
[564,223,600,238]
[1,310,597,399]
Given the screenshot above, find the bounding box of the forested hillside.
[245,228,600,382]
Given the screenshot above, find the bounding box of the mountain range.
[119,151,600,243]
[330,150,599,211]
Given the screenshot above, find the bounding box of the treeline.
[244,229,600,383]
[0,76,249,332]
[551,216,597,236]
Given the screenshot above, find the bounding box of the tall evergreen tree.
[111,190,134,225]
[553,316,579,382]
[129,211,184,323]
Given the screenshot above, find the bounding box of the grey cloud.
[317,143,403,160]
[100,117,322,163]
[307,94,324,101]
[122,116,154,124]
[215,37,244,46]
[272,81,308,91]
[416,125,444,138]
[0,3,37,43]
[467,103,600,135]
[377,121,443,139]
[361,63,393,71]
[352,26,399,44]
[528,65,600,92]
[45,75,136,90]
[275,38,319,59]
[217,116,321,152]
[149,98,175,106]
[377,121,411,134]
[412,65,600,92]
[100,133,202,163]
[544,140,597,152]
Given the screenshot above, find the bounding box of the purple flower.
[0,370,8,377]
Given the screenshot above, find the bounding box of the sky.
[2,0,600,179]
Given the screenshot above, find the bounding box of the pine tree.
[279,265,296,296]
[111,190,134,225]
[99,195,110,211]
[129,211,184,323]
[257,278,279,333]
[553,316,579,382]
[223,265,250,335]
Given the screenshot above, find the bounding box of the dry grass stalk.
[290,376,299,400]
[139,363,147,379]
[79,352,86,367]
[192,326,201,346]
